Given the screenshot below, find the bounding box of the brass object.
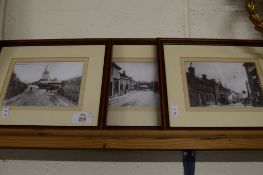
[246,0,263,33]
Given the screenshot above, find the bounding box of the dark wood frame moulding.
[102,38,163,130]
[0,38,262,150]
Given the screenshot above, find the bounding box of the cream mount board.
[164,45,263,127]
[0,45,105,126]
[106,45,161,126]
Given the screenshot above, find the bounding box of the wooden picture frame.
[103,39,163,128]
[0,39,111,127]
[158,38,263,128]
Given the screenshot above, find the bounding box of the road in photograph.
[109,90,159,107]
[4,85,75,107]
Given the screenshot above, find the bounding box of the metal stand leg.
[183,150,196,175]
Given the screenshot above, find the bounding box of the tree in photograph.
[57,76,81,104]
[5,72,28,99]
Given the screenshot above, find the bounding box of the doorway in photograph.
[1,58,87,108]
[108,60,160,108]
[182,58,263,108]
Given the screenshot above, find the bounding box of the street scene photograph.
[3,61,84,107]
[184,61,263,107]
[108,61,160,108]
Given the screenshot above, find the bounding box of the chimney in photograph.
[202,74,207,80]
[188,63,195,77]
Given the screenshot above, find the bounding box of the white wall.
[2,0,262,39]
[1,0,263,175]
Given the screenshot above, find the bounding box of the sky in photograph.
[114,62,158,82]
[13,62,84,83]
[185,61,251,93]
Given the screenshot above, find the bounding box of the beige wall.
[0,0,263,175]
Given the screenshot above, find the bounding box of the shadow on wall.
[0,149,263,162]
[250,0,263,35]
[223,0,263,37]
[0,0,7,39]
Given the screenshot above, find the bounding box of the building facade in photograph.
[243,63,263,106]
[109,64,139,98]
[36,65,61,89]
[109,62,121,97]
[138,81,159,92]
[186,63,242,107]
[40,65,50,81]
[120,71,137,94]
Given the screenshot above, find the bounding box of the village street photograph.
[3,61,84,107]
[184,61,263,107]
[108,61,160,108]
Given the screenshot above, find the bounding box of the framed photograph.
[0,40,110,126]
[159,39,263,127]
[106,43,161,127]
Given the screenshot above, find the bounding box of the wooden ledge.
[0,128,263,149]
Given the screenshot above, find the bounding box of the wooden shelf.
[1,128,263,149]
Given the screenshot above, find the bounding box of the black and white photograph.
[108,61,160,108]
[184,61,263,107]
[3,60,85,107]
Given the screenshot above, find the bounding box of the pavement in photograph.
[4,85,76,107]
[109,90,160,107]
[207,103,253,107]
